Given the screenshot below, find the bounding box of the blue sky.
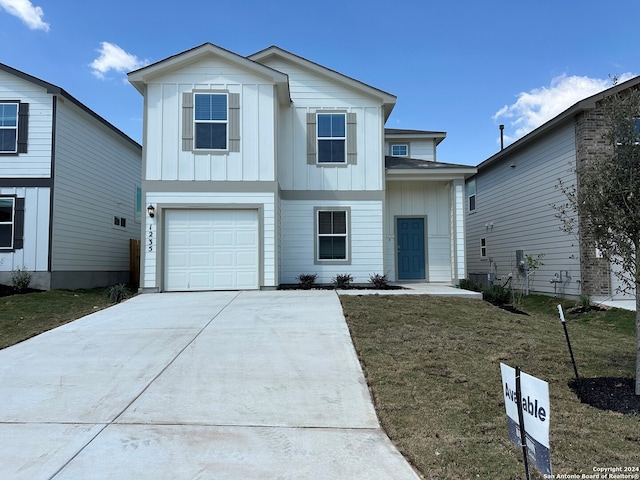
[1,0,638,166]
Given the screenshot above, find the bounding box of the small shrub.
[483,284,511,305]
[11,266,32,293]
[459,278,483,292]
[332,273,354,289]
[297,273,318,290]
[579,293,591,310]
[108,283,130,303]
[369,273,389,289]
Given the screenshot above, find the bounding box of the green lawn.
[340,294,638,479]
[0,287,119,349]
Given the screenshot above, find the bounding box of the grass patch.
[341,294,638,479]
[0,288,116,349]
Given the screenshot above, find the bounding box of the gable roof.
[249,46,397,121]
[478,75,640,171]
[128,43,291,104]
[0,62,141,151]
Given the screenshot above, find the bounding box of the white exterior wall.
[261,58,384,192]
[51,99,141,273]
[451,179,466,281]
[0,186,50,280]
[279,200,383,284]
[385,139,436,161]
[466,121,581,296]
[384,181,452,282]
[144,58,276,182]
[0,71,53,178]
[142,191,276,290]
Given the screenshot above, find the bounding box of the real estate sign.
[500,363,552,476]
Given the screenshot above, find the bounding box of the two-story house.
[0,63,142,290]
[465,76,640,303]
[128,43,475,292]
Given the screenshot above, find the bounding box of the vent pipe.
[499,124,504,150]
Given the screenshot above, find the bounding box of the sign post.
[500,363,552,477]
[557,304,580,388]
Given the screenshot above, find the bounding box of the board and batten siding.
[466,120,581,296]
[51,99,141,275]
[279,200,383,284]
[142,191,276,290]
[385,181,453,282]
[0,186,50,288]
[144,58,277,183]
[260,58,385,192]
[0,70,53,178]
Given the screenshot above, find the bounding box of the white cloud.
[90,42,148,80]
[0,0,49,31]
[494,73,637,146]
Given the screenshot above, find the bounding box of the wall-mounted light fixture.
[147,205,155,218]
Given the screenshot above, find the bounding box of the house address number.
[148,224,153,252]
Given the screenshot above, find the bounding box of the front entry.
[397,218,426,280]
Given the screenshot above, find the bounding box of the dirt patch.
[570,377,640,415]
[0,284,43,298]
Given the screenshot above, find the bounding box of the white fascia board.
[128,43,290,104]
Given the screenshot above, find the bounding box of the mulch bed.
[0,284,43,298]
[570,377,640,415]
[277,284,405,291]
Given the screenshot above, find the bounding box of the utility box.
[469,272,495,290]
[516,250,526,272]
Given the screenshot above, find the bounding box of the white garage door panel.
[165,209,259,291]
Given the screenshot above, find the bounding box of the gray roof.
[0,62,141,151]
[478,75,640,171]
[385,156,473,170]
[385,128,446,136]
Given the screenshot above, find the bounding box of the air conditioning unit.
[469,272,495,290]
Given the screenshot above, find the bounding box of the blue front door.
[397,218,426,280]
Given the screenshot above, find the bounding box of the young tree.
[556,79,640,394]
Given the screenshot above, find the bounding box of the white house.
[0,63,142,290]
[128,43,475,292]
[465,76,640,302]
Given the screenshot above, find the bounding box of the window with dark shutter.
[182,91,239,153]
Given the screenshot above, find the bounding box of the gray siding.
[51,99,141,278]
[466,120,581,296]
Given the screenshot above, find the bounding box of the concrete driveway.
[0,290,420,479]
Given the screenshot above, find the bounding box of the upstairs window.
[0,103,18,153]
[317,113,346,163]
[194,93,228,150]
[391,144,408,156]
[316,209,349,262]
[616,118,640,169]
[307,112,357,165]
[467,179,476,212]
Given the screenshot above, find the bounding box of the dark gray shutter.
[13,197,24,250]
[17,103,29,154]
[307,112,316,165]
[182,92,193,151]
[346,112,357,165]
[229,93,240,152]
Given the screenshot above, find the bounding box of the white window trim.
[480,237,487,259]
[391,143,409,157]
[0,102,19,154]
[317,112,347,164]
[0,196,15,249]
[314,207,351,265]
[193,91,229,152]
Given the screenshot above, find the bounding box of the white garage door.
[164,209,259,291]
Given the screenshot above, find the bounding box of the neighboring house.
[128,43,475,292]
[0,63,142,290]
[465,76,640,301]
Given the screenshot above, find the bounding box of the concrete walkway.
[0,290,420,480]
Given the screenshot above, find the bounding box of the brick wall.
[574,107,612,296]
